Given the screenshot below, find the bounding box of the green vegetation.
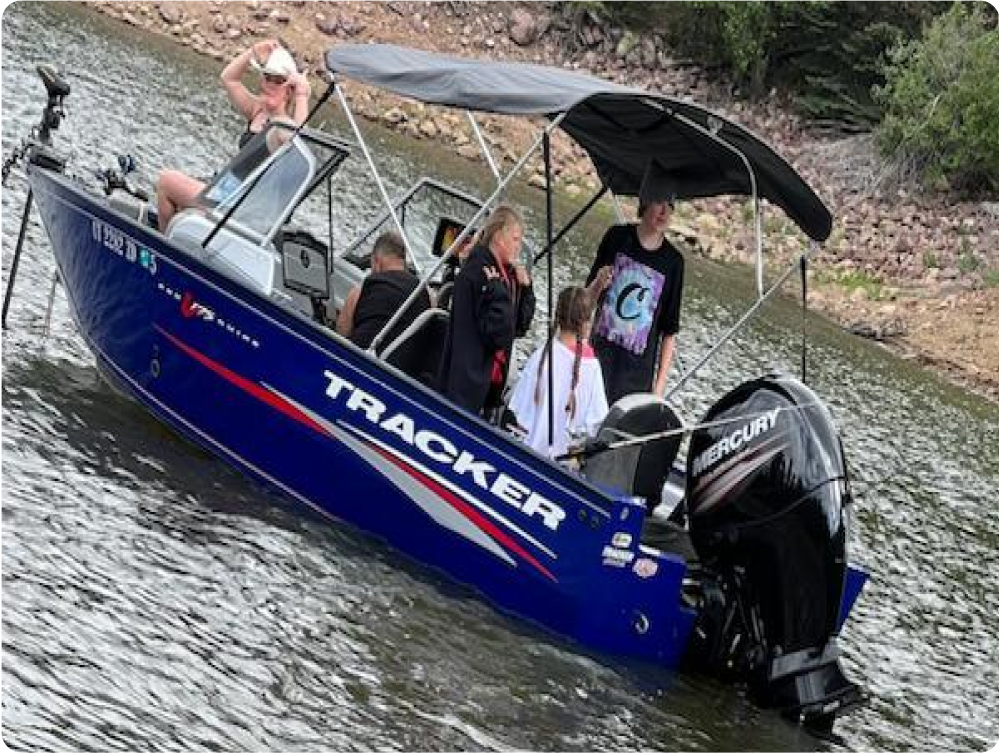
[814,268,885,299]
[958,249,982,274]
[600,2,944,128]
[983,268,999,287]
[922,250,940,269]
[875,4,999,195]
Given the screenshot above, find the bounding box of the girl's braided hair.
[534,286,594,420]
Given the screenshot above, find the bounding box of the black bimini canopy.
[326,44,832,242]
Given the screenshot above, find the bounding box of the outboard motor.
[684,374,864,731]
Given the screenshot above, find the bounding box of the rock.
[616,30,639,58]
[535,13,551,39]
[316,17,338,35]
[641,38,658,69]
[382,107,406,126]
[158,5,182,25]
[695,212,722,235]
[342,18,366,36]
[509,9,537,47]
[419,119,439,139]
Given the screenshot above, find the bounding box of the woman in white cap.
[155,39,311,231]
[584,161,685,404]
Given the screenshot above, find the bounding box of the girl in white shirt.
[509,286,610,459]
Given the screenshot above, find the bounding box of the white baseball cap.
[253,47,298,79]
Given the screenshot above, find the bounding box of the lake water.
[3,5,998,751]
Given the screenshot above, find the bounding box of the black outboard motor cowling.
[684,374,864,731]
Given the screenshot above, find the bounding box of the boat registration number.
[92,219,157,275]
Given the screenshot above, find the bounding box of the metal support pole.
[543,133,555,447]
[664,248,813,401]
[755,195,764,298]
[334,85,422,272]
[532,185,608,266]
[467,112,502,182]
[42,269,61,339]
[801,250,809,383]
[2,188,35,330]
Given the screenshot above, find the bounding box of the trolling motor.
[683,373,865,733]
[2,64,71,330]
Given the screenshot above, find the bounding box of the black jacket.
[349,270,430,351]
[438,244,535,414]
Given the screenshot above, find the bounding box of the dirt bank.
[86,0,999,402]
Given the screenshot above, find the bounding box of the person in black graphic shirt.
[337,231,431,350]
[439,205,535,417]
[585,162,685,404]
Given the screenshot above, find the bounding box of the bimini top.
[326,44,832,242]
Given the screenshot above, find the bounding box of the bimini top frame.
[323,43,832,402]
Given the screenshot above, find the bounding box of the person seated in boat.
[438,204,535,418]
[336,230,432,350]
[155,40,311,232]
[508,286,609,459]
[585,161,685,404]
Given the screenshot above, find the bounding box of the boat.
[4,46,868,733]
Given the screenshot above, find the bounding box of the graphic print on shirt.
[593,254,665,355]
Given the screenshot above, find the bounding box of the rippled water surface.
[3,5,998,751]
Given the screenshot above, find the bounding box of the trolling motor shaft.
[2,65,71,330]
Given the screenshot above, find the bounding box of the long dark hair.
[534,286,594,420]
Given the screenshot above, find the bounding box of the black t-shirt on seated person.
[350,270,431,351]
[586,224,684,404]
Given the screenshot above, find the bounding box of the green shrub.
[600,2,941,127]
[875,4,999,194]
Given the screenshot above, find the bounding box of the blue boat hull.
[29,165,707,667]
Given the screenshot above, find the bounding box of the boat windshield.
[199,124,316,240]
[340,177,486,275]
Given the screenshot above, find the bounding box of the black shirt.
[585,224,684,403]
[439,244,535,415]
[350,270,431,351]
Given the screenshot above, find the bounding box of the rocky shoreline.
[87,1,999,402]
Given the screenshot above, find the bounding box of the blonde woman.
[155,40,311,232]
[438,205,535,416]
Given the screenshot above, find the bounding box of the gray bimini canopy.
[326,44,832,242]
